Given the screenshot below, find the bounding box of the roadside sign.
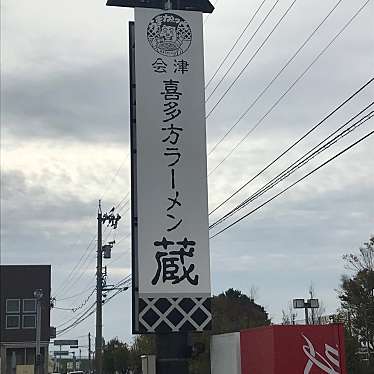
[53,351,69,356]
[54,340,78,346]
[131,8,211,334]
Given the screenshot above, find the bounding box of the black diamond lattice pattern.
[137,297,211,333]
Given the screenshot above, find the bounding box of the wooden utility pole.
[95,201,103,374]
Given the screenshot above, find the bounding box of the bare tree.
[343,236,374,272]
[309,283,326,324]
[282,300,297,325]
[249,285,258,302]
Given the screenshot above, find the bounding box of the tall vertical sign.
[131,8,211,333]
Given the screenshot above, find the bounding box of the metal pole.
[155,4,190,373]
[156,334,189,374]
[34,289,43,374]
[304,306,309,325]
[73,352,76,371]
[96,201,103,374]
[59,345,62,373]
[88,333,92,374]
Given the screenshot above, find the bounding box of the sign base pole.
[156,334,189,374]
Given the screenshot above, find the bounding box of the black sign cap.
[106,0,214,13]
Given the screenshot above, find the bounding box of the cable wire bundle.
[210,105,374,231]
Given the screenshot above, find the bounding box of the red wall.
[240,324,347,374]
[240,326,275,374]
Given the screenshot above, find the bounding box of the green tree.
[344,328,362,374]
[339,236,374,372]
[103,338,130,374]
[211,288,270,333]
[128,335,155,374]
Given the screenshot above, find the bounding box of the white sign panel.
[134,8,210,299]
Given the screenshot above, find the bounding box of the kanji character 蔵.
[151,237,199,286]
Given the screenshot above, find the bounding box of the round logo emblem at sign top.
[147,13,192,57]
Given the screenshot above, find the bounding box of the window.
[23,299,36,313]
[22,315,36,329]
[6,315,20,329]
[6,299,20,313]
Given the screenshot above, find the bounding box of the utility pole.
[88,332,92,374]
[34,289,43,374]
[96,201,103,374]
[95,201,121,374]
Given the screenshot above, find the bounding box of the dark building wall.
[0,265,51,342]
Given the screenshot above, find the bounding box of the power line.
[70,288,97,313]
[53,306,78,311]
[207,0,372,176]
[53,234,97,298]
[56,304,96,336]
[210,129,374,239]
[209,108,373,229]
[59,221,123,308]
[115,191,130,210]
[100,154,130,202]
[207,0,344,157]
[206,0,297,113]
[209,78,374,216]
[54,286,96,302]
[54,153,130,298]
[65,225,117,296]
[107,246,131,266]
[55,301,96,330]
[205,0,268,89]
[56,281,131,337]
[205,0,282,104]
[114,275,132,288]
[116,232,131,245]
[55,246,96,300]
[53,210,116,298]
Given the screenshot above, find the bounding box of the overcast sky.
[1,0,373,353]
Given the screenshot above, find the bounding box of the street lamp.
[293,298,319,325]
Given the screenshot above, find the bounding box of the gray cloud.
[2,59,129,143]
